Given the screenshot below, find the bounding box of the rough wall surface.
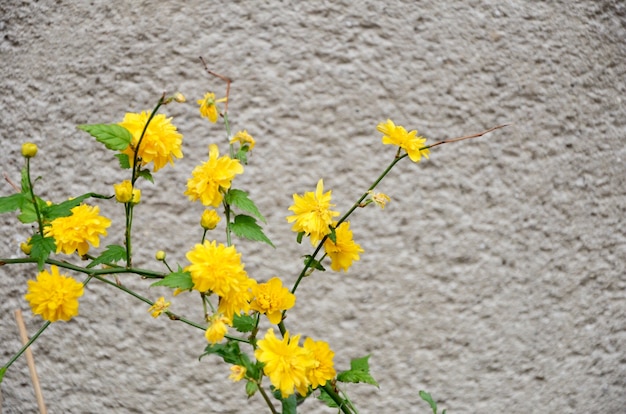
[1,1,624,413]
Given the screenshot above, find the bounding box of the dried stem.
[199,56,232,113]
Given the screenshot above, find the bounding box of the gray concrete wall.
[1,1,624,413]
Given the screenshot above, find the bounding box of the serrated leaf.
[233,313,256,333]
[17,201,39,223]
[115,153,131,169]
[201,341,242,365]
[0,193,25,214]
[303,255,325,272]
[328,226,337,243]
[225,189,266,223]
[229,214,274,247]
[337,355,379,387]
[136,168,154,183]
[151,269,193,290]
[318,387,339,408]
[42,192,112,221]
[77,123,132,151]
[29,234,56,270]
[87,244,127,268]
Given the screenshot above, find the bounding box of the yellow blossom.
[155,250,166,261]
[230,130,256,151]
[217,274,257,320]
[173,92,186,103]
[323,221,364,272]
[303,337,336,389]
[21,142,38,158]
[45,204,111,256]
[119,111,183,172]
[229,365,246,382]
[254,329,315,398]
[185,240,249,296]
[205,313,231,344]
[377,119,430,163]
[147,296,170,318]
[250,277,296,324]
[113,180,133,203]
[198,92,227,123]
[200,209,221,230]
[20,238,32,255]
[369,191,391,209]
[24,265,84,322]
[286,179,340,244]
[185,144,243,207]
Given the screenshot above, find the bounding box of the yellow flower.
[229,365,246,382]
[21,142,38,158]
[185,240,249,296]
[200,209,221,230]
[217,274,256,320]
[377,119,430,163]
[155,250,166,261]
[24,265,84,322]
[323,221,364,272]
[185,144,244,207]
[205,313,231,344]
[147,296,170,318]
[198,92,227,123]
[254,329,315,398]
[20,238,32,255]
[286,179,340,244]
[119,111,183,172]
[250,277,296,324]
[113,180,133,203]
[45,204,111,256]
[369,191,391,209]
[230,130,256,151]
[303,337,336,389]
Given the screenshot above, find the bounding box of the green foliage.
[115,153,131,169]
[42,192,112,221]
[229,214,274,247]
[151,267,193,289]
[419,390,447,414]
[77,123,132,151]
[233,313,256,333]
[225,189,266,223]
[136,168,154,183]
[328,225,337,243]
[280,394,297,414]
[29,234,56,270]
[245,380,258,398]
[0,193,25,214]
[87,244,127,268]
[303,255,326,272]
[318,387,340,408]
[337,355,379,387]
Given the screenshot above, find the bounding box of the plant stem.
[322,383,356,414]
[257,382,278,414]
[25,158,45,236]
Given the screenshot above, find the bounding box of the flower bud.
[173,92,186,103]
[201,209,221,230]
[155,250,166,261]
[20,238,32,255]
[113,180,133,203]
[21,142,38,158]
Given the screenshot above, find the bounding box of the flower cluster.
[45,204,111,256]
[377,118,430,162]
[255,328,336,398]
[24,266,84,322]
[119,111,183,172]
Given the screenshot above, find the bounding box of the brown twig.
[14,309,47,414]
[427,123,511,150]
[4,172,20,193]
[199,56,232,113]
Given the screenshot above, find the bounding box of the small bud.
[173,92,186,103]
[21,142,38,158]
[131,188,141,205]
[113,180,133,203]
[20,238,32,255]
[201,209,221,230]
[155,250,166,261]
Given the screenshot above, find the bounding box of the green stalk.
[25,157,45,236]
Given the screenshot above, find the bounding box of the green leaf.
[318,387,339,408]
[0,193,25,214]
[419,390,438,414]
[296,231,305,244]
[17,200,39,223]
[77,123,132,151]
[87,244,126,268]
[21,166,29,193]
[42,192,112,221]
[29,234,56,270]
[229,214,274,247]
[337,355,379,387]
[115,153,131,169]
[280,394,297,414]
[0,366,6,383]
[225,189,266,223]
[233,313,256,333]
[201,341,242,365]
[136,168,154,183]
[151,268,193,290]
[303,255,325,272]
[235,148,249,165]
[328,226,337,244]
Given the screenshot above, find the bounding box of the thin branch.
[199,56,232,113]
[4,172,20,192]
[427,123,511,150]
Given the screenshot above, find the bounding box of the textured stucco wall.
[1,1,624,413]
